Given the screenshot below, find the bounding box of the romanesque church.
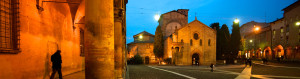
[128,9,216,65]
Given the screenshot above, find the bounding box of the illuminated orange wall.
[0,0,84,78]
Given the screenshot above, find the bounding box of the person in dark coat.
[245,59,248,67]
[248,58,252,66]
[210,63,215,72]
[50,50,62,79]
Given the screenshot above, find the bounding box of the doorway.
[145,56,150,64]
[192,53,199,65]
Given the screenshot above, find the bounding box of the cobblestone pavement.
[129,65,244,79]
[57,62,300,79]
[129,63,300,79]
[251,61,300,79]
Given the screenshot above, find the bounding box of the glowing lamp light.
[255,27,260,31]
[139,35,143,39]
[161,62,166,65]
[249,40,253,43]
[296,22,300,26]
[234,18,239,23]
[154,14,160,21]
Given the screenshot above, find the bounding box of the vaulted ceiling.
[66,0,83,24]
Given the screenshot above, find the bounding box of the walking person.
[249,59,252,67]
[50,50,63,79]
[210,63,215,72]
[265,58,268,65]
[245,59,248,67]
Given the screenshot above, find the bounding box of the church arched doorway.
[192,53,199,65]
[145,56,150,64]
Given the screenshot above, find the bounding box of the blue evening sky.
[126,0,298,44]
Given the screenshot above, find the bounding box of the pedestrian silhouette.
[50,50,62,79]
[245,59,248,67]
[248,59,252,66]
[210,63,214,72]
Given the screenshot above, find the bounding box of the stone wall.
[127,43,157,64]
[0,0,84,79]
[159,10,188,38]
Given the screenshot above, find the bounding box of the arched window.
[208,39,211,46]
[190,39,193,46]
[181,39,183,43]
[200,39,202,46]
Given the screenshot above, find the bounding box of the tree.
[153,26,164,64]
[219,24,230,60]
[210,23,221,60]
[128,54,143,64]
[228,22,241,64]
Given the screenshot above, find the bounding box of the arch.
[165,22,182,37]
[255,48,262,59]
[274,45,284,59]
[74,0,85,24]
[192,53,200,65]
[263,47,272,59]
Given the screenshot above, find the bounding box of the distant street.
[128,61,300,79]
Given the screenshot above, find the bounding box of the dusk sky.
[126,0,298,44]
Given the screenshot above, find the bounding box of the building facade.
[127,31,157,64]
[127,9,216,65]
[240,1,300,61]
[240,21,271,59]
[159,9,216,65]
[0,0,128,79]
[165,20,217,65]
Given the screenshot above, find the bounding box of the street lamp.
[255,27,260,31]
[139,35,143,39]
[154,14,160,21]
[296,22,300,26]
[234,18,239,23]
[250,40,253,43]
[253,25,260,59]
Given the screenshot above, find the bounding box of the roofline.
[127,42,154,45]
[174,19,216,34]
[133,31,155,37]
[270,18,284,24]
[282,1,300,12]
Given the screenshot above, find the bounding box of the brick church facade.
[128,9,216,65]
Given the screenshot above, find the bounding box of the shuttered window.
[0,0,20,53]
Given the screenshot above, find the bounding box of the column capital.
[114,8,124,22]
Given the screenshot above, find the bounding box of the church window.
[193,33,199,40]
[0,0,20,53]
[190,39,193,46]
[208,39,211,46]
[200,39,202,46]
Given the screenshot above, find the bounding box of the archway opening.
[264,47,272,59]
[145,56,150,64]
[274,45,284,59]
[192,53,199,65]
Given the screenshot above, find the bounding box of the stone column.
[85,0,114,79]
[114,0,124,78]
